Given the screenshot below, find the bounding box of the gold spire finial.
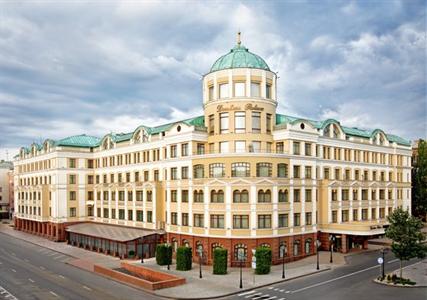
[237,31,241,45]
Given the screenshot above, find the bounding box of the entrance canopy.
[66,222,164,242]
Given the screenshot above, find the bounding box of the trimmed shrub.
[255,246,272,275]
[213,247,228,275]
[156,243,172,266]
[128,250,135,258]
[176,246,192,271]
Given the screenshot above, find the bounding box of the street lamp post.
[238,248,244,289]
[329,236,335,263]
[198,247,203,279]
[167,243,171,270]
[381,248,386,279]
[316,240,321,270]
[279,243,286,279]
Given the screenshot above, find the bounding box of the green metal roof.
[210,44,270,73]
[54,134,101,148]
[276,114,410,146]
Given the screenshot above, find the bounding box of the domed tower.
[203,33,277,155]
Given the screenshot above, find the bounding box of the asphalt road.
[0,232,161,300]
[226,250,426,300]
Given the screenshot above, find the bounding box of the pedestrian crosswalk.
[237,289,287,300]
[0,286,18,300]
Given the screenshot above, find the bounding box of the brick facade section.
[167,232,317,267]
[14,217,80,242]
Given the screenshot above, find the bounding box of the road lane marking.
[50,291,58,297]
[279,289,284,292]
[0,286,18,300]
[388,259,399,264]
[252,294,269,300]
[268,287,274,290]
[39,266,45,270]
[238,290,256,296]
[28,278,35,283]
[11,269,16,273]
[246,292,262,298]
[58,275,65,279]
[83,285,92,291]
[291,265,379,293]
[266,297,277,300]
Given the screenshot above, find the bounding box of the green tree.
[385,207,427,279]
[412,139,427,220]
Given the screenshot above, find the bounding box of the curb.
[157,267,331,300]
[372,278,426,288]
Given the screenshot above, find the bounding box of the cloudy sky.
[0,0,426,160]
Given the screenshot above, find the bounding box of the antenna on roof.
[237,31,241,46]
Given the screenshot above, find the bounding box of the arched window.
[333,125,340,139]
[211,190,224,203]
[256,163,272,177]
[211,242,223,255]
[196,241,203,257]
[305,239,312,254]
[182,239,190,248]
[234,244,247,261]
[258,189,271,203]
[279,241,287,258]
[209,163,225,178]
[278,189,288,202]
[194,190,204,203]
[233,189,249,203]
[277,163,288,178]
[259,243,270,248]
[231,162,250,177]
[293,240,301,257]
[193,165,204,179]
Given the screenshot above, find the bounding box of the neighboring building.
[0,160,13,219]
[13,36,412,265]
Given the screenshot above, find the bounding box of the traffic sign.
[377,257,383,264]
[251,262,256,269]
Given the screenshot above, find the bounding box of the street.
[225,250,426,300]
[0,232,159,300]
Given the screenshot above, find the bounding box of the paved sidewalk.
[390,259,427,287]
[0,223,123,270]
[134,251,345,299]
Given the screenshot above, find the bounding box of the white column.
[166,187,171,225]
[124,187,128,220]
[142,187,147,223]
[100,188,104,218]
[132,188,136,223]
[94,188,98,218]
[358,186,362,221]
[301,187,306,231]
[152,186,157,226]
[225,183,232,237]
[327,186,332,223]
[250,184,257,237]
[108,188,112,219]
[289,187,294,230]
[177,186,182,226]
[337,186,342,223]
[115,189,119,219]
[368,187,372,220]
[188,184,193,232]
[272,185,278,235]
[204,185,209,235]
[349,187,353,221]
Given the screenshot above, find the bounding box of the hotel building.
[13,36,412,265]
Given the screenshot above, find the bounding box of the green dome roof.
[210,44,270,72]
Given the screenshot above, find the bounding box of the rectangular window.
[250,141,261,153]
[305,166,312,179]
[69,207,76,217]
[219,83,229,98]
[220,112,229,133]
[171,190,177,202]
[362,209,368,220]
[293,142,300,155]
[197,143,205,155]
[266,113,272,133]
[258,214,272,229]
[181,143,189,156]
[69,158,76,168]
[293,165,300,178]
[182,213,189,226]
[119,209,125,220]
[235,140,246,153]
[234,111,246,133]
[277,163,288,178]
[136,210,143,222]
[294,189,301,202]
[257,163,272,177]
[194,214,204,227]
[193,165,204,178]
[210,214,224,228]
[171,167,178,180]
[252,112,261,133]
[251,82,260,97]
[342,210,349,222]
[128,210,133,221]
[103,208,109,218]
[232,162,250,177]
[305,189,312,202]
[69,191,76,201]
[332,210,337,223]
[111,209,116,219]
[208,114,215,134]
[234,82,245,97]
[324,168,330,179]
[147,211,152,223]
[266,83,272,99]
[305,143,312,156]
[276,142,284,153]
[171,212,178,225]
[181,190,189,203]
[233,215,249,229]
[181,166,189,179]
[278,214,289,228]
[208,86,214,101]
[305,212,312,225]
[342,189,349,201]
[69,174,76,184]
[219,141,229,153]
[209,163,225,178]
[294,213,301,226]
[353,209,359,220]
[119,191,124,201]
